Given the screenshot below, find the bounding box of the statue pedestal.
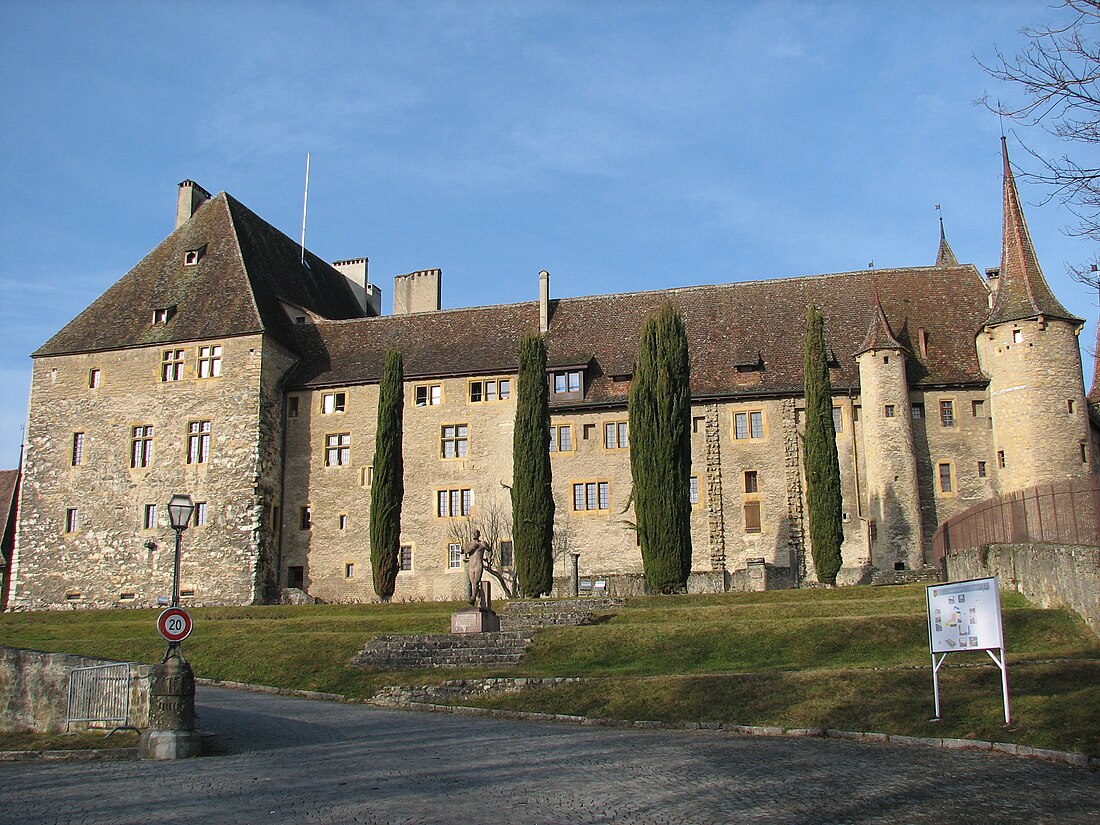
[451,607,500,634]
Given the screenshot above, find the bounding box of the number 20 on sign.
[157,607,193,643]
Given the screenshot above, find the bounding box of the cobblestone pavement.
[2,686,1097,824]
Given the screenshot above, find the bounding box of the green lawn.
[2,585,1097,756]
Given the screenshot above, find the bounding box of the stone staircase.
[500,597,625,630]
[353,631,533,671]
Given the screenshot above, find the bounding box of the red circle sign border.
[157,607,193,643]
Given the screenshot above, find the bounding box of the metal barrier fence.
[66,663,131,731]
[932,475,1100,564]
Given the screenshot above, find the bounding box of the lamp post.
[166,494,194,610]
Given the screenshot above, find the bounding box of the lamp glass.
[167,494,194,529]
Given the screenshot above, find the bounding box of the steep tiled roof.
[854,295,906,356]
[0,469,18,565]
[988,138,1083,327]
[290,265,992,404]
[935,218,959,267]
[34,193,366,357]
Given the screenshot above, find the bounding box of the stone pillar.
[138,651,202,759]
[570,553,580,596]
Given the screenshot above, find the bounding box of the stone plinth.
[451,608,500,634]
[138,728,204,759]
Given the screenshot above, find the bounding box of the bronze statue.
[462,530,489,606]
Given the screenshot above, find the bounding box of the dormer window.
[152,306,176,325]
[183,246,205,266]
[550,369,584,400]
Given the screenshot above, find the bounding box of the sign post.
[926,576,1010,724]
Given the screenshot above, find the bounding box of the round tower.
[855,299,924,572]
[975,139,1092,492]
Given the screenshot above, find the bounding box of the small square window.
[183,248,203,266]
[344,562,355,579]
[972,399,986,417]
[399,545,413,571]
[884,404,895,418]
[911,403,924,419]
[692,416,705,434]
[152,306,176,325]
[744,470,758,493]
[977,461,987,478]
[415,385,442,407]
[322,392,346,414]
[1012,328,1023,343]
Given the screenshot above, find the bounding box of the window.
[1082,443,1089,464]
[977,461,987,478]
[884,404,895,418]
[441,424,469,458]
[572,481,609,512]
[692,416,705,434]
[344,562,355,579]
[194,501,207,527]
[322,392,346,414]
[415,385,442,407]
[832,407,843,432]
[161,349,185,382]
[325,433,351,466]
[689,476,700,506]
[300,505,311,530]
[883,355,890,365]
[152,306,176,325]
[65,508,78,533]
[141,504,157,530]
[287,566,305,589]
[940,400,955,428]
[360,466,374,487]
[1068,399,1076,414]
[869,520,878,542]
[437,489,473,517]
[399,545,413,571]
[604,421,629,449]
[744,470,758,493]
[744,501,761,533]
[498,540,514,567]
[197,345,222,378]
[734,411,765,439]
[469,378,511,402]
[972,399,985,417]
[1012,328,1023,343]
[184,249,201,266]
[549,424,573,452]
[551,370,583,398]
[71,432,85,466]
[911,403,925,419]
[339,514,348,530]
[88,368,101,389]
[449,543,463,569]
[938,462,954,494]
[583,423,596,440]
[187,420,211,464]
[997,450,1006,469]
[287,396,300,417]
[131,425,153,468]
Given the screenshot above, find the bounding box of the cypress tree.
[370,349,404,602]
[802,304,844,586]
[511,332,555,597]
[628,303,692,593]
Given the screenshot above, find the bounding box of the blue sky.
[1,0,1096,469]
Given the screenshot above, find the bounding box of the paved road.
[2,686,1097,824]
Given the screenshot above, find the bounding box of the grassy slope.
[1,586,1097,755]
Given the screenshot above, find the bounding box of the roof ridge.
[218,194,266,334]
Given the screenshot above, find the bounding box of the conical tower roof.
[987,137,1083,326]
[854,292,906,356]
[935,216,958,267]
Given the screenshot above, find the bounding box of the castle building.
[7,143,1095,609]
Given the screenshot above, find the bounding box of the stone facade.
[8,150,1096,609]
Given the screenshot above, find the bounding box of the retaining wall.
[945,544,1100,637]
[0,646,153,733]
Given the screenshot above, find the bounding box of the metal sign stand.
[931,646,1011,724]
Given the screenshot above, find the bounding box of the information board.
[926,576,1003,654]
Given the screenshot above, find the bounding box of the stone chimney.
[539,270,550,333]
[393,269,442,315]
[333,258,382,316]
[176,180,212,229]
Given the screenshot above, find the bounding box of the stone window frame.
[339,514,348,530]
[977,461,988,479]
[399,544,414,572]
[733,409,766,440]
[130,424,154,469]
[571,479,610,513]
[550,369,584,401]
[440,423,469,459]
[468,377,512,404]
[71,431,85,466]
[324,432,351,467]
[936,460,957,497]
[743,500,762,533]
[603,420,629,450]
[300,505,312,530]
[88,368,101,389]
[187,420,211,465]
[997,450,1006,469]
[142,503,157,530]
[287,396,301,418]
[911,402,925,420]
[549,423,573,453]
[971,399,986,417]
[884,404,896,418]
[832,406,843,433]
[689,475,702,508]
[196,344,223,379]
[448,542,463,569]
[152,306,176,326]
[498,539,514,568]
[161,349,185,382]
[343,561,356,579]
[360,465,374,487]
[414,384,443,407]
[744,470,759,494]
[64,507,79,534]
[939,398,956,428]
[193,501,208,527]
[436,488,473,518]
[321,391,347,415]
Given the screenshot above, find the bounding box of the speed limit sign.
[157,607,193,643]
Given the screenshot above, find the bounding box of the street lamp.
[166,494,194,609]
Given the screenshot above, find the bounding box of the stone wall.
[0,646,152,733]
[946,544,1100,637]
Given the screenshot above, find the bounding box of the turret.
[975,138,1092,490]
[855,297,924,571]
